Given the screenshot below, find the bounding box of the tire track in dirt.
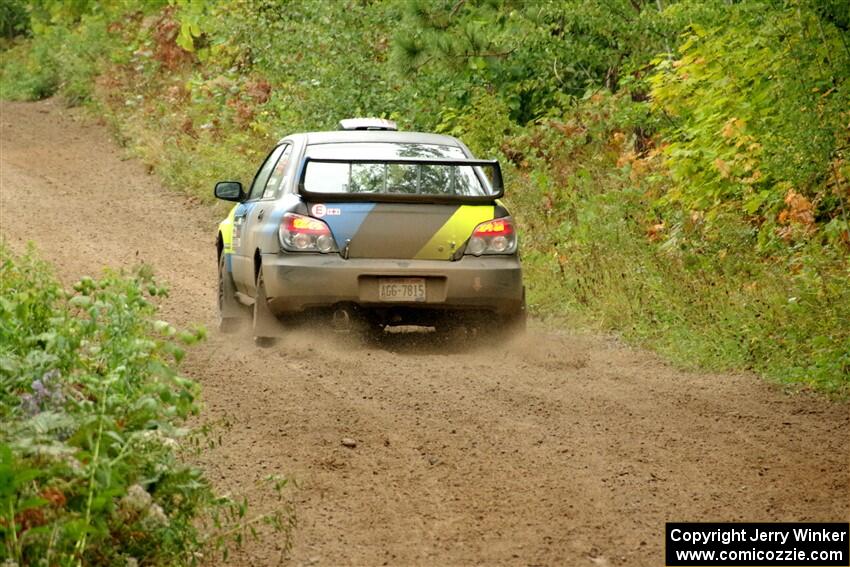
[1,99,847,566]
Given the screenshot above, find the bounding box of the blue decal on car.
[318,202,376,247]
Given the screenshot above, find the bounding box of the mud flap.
[510,287,528,334]
[218,253,244,333]
[253,266,283,342]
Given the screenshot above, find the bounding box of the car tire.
[478,294,527,344]
[253,266,280,347]
[218,253,244,334]
[434,318,470,344]
[506,288,528,336]
[361,322,385,346]
[505,308,527,335]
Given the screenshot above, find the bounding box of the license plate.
[378,278,426,302]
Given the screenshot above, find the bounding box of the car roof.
[280,130,464,147]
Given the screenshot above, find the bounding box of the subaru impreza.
[214,118,525,344]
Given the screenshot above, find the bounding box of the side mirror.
[214,181,245,202]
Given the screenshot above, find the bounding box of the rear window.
[302,142,496,197]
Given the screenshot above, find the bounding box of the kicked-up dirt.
[1,99,847,566]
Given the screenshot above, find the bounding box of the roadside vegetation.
[0,246,292,565]
[1,0,847,394]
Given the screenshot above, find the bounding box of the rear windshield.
[302,142,496,197]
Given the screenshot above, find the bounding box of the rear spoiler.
[297,157,504,204]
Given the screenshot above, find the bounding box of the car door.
[241,143,295,294]
[231,144,287,292]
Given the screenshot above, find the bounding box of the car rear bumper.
[260,252,523,315]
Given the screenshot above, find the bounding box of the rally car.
[214,118,525,345]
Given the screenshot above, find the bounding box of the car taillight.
[465,217,517,256]
[279,213,338,253]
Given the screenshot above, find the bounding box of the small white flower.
[62,454,85,475]
[121,484,152,512]
[143,503,170,528]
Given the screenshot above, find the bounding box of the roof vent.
[338,118,398,131]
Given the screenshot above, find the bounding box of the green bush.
[0,0,29,41]
[509,95,850,394]
[0,38,59,100]
[0,246,291,565]
[651,3,850,251]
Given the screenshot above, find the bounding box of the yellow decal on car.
[219,206,237,254]
[414,205,495,260]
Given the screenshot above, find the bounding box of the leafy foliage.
[0,246,293,565]
[651,1,850,250]
[506,94,850,393]
[0,0,30,41]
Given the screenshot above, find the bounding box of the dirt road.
[1,99,847,566]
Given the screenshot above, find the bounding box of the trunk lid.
[308,201,495,260]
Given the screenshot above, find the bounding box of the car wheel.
[218,253,244,334]
[253,266,280,347]
[434,318,470,344]
[361,322,385,346]
[478,296,527,344]
[501,289,528,337]
[505,308,527,336]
